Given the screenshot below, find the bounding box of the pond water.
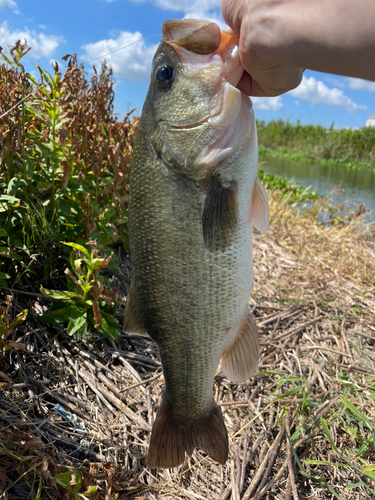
[259,155,375,223]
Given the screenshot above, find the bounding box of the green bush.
[0,42,137,286]
[257,119,375,171]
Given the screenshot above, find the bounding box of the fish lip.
[170,117,210,130]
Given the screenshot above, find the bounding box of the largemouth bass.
[124,19,269,468]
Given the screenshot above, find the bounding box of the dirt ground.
[1,194,375,499]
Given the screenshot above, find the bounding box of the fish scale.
[129,130,256,455]
[124,18,269,468]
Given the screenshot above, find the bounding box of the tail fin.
[147,398,228,468]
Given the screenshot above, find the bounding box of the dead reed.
[1,193,374,499]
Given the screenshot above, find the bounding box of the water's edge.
[260,155,375,223]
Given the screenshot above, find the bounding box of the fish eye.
[156,64,174,89]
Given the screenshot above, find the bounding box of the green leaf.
[9,309,28,329]
[56,471,73,487]
[39,305,85,324]
[321,418,339,454]
[27,74,38,85]
[39,85,50,98]
[67,314,87,336]
[287,433,341,500]
[66,276,83,296]
[40,285,79,300]
[34,476,43,500]
[1,53,13,65]
[7,177,20,196]
[290,429,300,442]
[56,470,82,488]
[34,139,51,157]
[0,272,10,280]
[63,242,90,258]
[74,258,84,273]
[95,312,120,341]
[340,394,373,429]
[8,252,22,261]
[362,464,375,480]
[85,485,98,495]
[346,482,365,490]
[0,194,20,204]
[272,384,306,401]
[0,228,7,237]
[304,460,346,467]
[88,257,110,272]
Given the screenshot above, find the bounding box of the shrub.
[0,42,137,286]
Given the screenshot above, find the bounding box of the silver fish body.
[124,19,269,468]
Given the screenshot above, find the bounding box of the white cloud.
[252,96,283,111]
[289,76,367,113]
[0,24,64,58]
[323,75,345,88]
[0,0,18,13]
[183,10,226,27]
[131,0,223,23]
[133,0,220,11]
[346,77,375,92]
[81,31,158,82]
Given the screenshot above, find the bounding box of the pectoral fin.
[202,175,238,252]
[250,177,270,234]
[221,308,259,383]
[123,281,149,337]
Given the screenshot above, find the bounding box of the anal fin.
[123,281,149,337]
[221,307,259,383]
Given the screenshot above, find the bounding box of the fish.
[124,18,270,469]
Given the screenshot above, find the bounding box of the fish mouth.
[162,19,252,168]
[162,19,244,88]
[162,19,222,55]
[167,78,253,170]
[164,82,253,176]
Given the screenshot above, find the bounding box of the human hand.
[222,0,304,96]
[222,0,375,93]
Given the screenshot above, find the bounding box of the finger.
[236,71,282,97]
[221,0,242,33]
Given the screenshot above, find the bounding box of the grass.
[1,190,374,499]
[0,39,374,500]
[258,167,319,203]
[257,119,375,173]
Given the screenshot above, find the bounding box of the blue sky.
[1,0,375,128]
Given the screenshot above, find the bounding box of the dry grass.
[1,193,374,499]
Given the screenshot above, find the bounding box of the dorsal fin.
[221,307,259,383]
[123,281,149,337]
[250,177,270,234]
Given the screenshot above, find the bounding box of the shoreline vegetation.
[257,119,375,173]
[1,43,375,499]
